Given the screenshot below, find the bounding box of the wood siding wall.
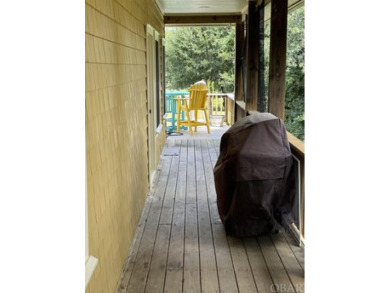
[85,0,164,292]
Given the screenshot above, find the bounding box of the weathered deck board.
[283,230,305,271]
[183,140,201,293]
[125,155,173,293]
[116,193,153,293]
[183,202,201,293]
[243,237,275,293]
[271,232,305,293]
[117,138,305,293]
[145,224,171,293]
[211,223,239,293]
[160,140,181,225]
[186,140,197,204]
[165,140,187,292]
[116,154,171,292]
[195,140,220,293]
[228,236,258,293]
[258,235,295,293]
[207,139,219,166]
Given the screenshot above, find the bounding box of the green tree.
[165,26,235,92]
[285,6,305,141]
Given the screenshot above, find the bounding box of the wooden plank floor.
[116,139,304,293]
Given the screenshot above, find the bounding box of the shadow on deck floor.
[116,138,304,293]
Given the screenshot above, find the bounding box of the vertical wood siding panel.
[86,0,164,292]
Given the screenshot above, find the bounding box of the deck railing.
[164,91,189,132]
[165,92,235,128]
[287,131,305,245]
[207,93,235,126]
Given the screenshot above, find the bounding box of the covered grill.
[214,113,296,237]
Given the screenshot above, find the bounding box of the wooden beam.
[164,15,241,25]
[234,21,245,123]
[235,21,244,103]
[234,21,245,122]
[257,0,266,112]
[264,0,304,23]
[268,0,288,119]
[245,1,260,112]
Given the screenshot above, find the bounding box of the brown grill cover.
[214,113,295,237]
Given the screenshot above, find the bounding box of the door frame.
[146,24,161,184]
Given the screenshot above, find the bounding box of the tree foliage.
[264,6,305,141]
[165,26,235,92]
[285,6,305,141]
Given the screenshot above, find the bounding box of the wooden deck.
[116,139,304,293]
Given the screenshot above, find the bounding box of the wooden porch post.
[257,0,266,112]
[234,20,245,122]
[245,0,260,112]
[268,0,288,119]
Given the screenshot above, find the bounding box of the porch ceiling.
[155,0,248,15]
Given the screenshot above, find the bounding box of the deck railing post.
[245,0,260,112]
[268,0,288,120]
[234,20,245,122]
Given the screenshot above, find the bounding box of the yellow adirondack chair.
[176,81,211,135]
